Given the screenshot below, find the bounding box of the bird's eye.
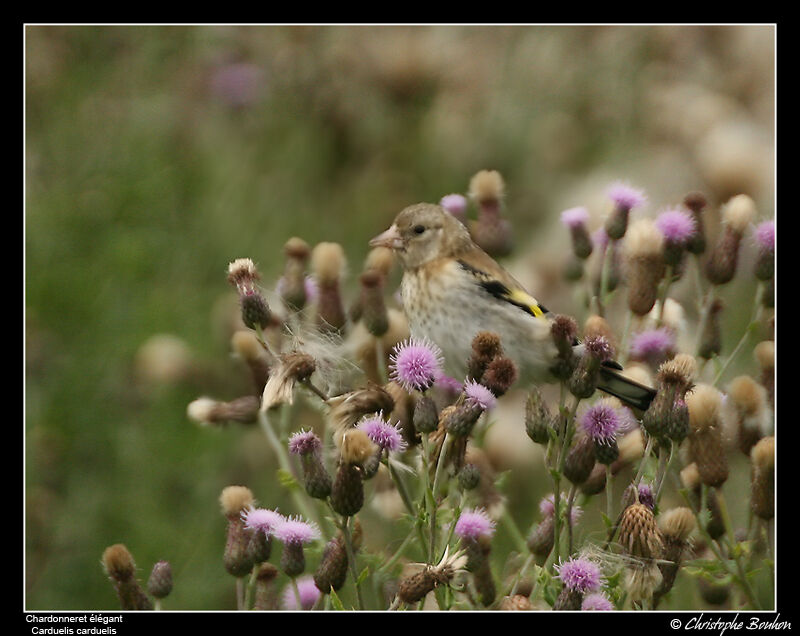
[413,224,426,235]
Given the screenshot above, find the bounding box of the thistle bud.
[281,238,311,310]
[467,331,503,382]
[624,219,665,316]
[101,544,153,610]
[480,356,518,398]
[687,384,729,488]
[273,517,321,578]
[525,386,555,444]
[187,395,260,427]
[359,269,389,337]
[753,220,775,281]
[561,207,594,260]
[568,336,612,399]
[289,430,332,499]
[227,258,273,330]
[330,431,373,516]
[527,516,555,561]
[314,536,349,594]
[683,192,708,255]
[655,208,697,271]
[454,509,496,606]
[413,394,439,434]
[705,194,757,285]
[750,436,774,520]
[606,182,647,240]
[220,486,256,578]
[468,170,513,257]
[563,434,597,485]
[642,354,696,442]
[311,242,347,334]
[753,340,775,405]
[458,463,481,491]
[728,375,771,456]
[440,403,483,438]
[397,549,467,605]
[253,563,279,610]
[550,315,578,381]
[147,561,173,600]
[580,462,607,496]
[654,507,696,605]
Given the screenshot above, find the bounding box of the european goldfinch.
[370,202,656,411]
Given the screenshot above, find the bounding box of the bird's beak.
[369,224,404,250]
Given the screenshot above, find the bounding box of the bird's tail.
[597,366,658,412]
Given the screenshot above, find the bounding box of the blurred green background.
[25,25,774,610]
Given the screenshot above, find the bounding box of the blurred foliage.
[25,25,774,610]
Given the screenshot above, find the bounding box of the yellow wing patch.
[505,288,547,319]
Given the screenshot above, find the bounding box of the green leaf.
[601,512,613,530]
[277,468,300,491]
[329,588,346,611]
[357,566,370,586]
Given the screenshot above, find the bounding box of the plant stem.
[341,515,365,610]
[712,285,765,387]
[258,408,325,538]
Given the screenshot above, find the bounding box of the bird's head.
[370,203,471,270]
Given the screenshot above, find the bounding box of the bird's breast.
[400,263,556,383]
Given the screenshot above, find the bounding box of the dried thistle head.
[339,428,378,466]
[219,485,255,518]
[658,507,696,543]
[618,502,664,561]
[102,544,136,583]
[260,351,316,411]
[468,169,505,206]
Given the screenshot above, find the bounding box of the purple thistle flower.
[281,575,321,610]
[463,379,497,411]
[580,402,622,445]
[440,194,468,222]
[434,372,463,394]
[539,494,583,525]
[389,337,444,392]
[242,507,285,535]
[637,482,655,510]
[629,328,676,365]
[288,429,322,456]
[454,508,496,540]
[582,592,614,611]
[273,516,320,545]
[754,220,775,253]
[357,414,407,453]
[584,335,613,363]
[655,209,697,244]
[555,556,603,593]
[560,206,590,229]
[607,181,647,211]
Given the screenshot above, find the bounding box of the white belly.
[400,264,556,384]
